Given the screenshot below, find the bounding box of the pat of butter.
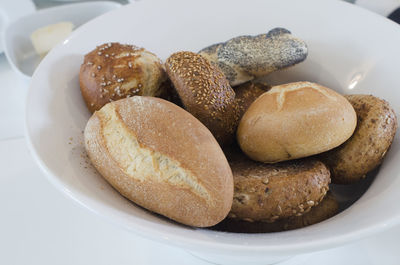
[30,22,74,57]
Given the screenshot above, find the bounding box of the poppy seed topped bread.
[199,28,308,86]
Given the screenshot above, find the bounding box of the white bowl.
[2,1,121,80]
[25,0,400,264]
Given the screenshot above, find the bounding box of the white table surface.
[1,2,400,264]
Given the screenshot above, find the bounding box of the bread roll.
[212,192,338,233]
[84,96,233,227]
[165,51,239,146]
[80,43,167,113]
[237,82,357,163]
[228,151,330,222]
[234,81,270,119]
[321,94,398,184]
[199,28,308,86]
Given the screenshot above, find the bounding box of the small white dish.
[2,1,121,80]
[25,0,400,264]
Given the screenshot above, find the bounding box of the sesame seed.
[91,73,96,77]
[107,81,112,85]
[108,43,112,47]
[105,54,109,58]
[128,62,133,68]
[87,62,93,65]
[97,52,102,55]
[97,65,102,70]
[307,201,315,206]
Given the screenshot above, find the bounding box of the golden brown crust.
[165,51,239,146]
[84,96,233,227]
[320,94,398,184]
[80,43,166,113]
[227,151,331,222]
[211,192,338,233]
[237,81,357,163]
[234,81,270,119]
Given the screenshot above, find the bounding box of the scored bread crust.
[228,151,331,222]
[237,81,357,163]
[165,51,239,146]
[84,96,233,227]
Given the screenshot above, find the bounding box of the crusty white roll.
[84,96,233,227]
[237,82,357,163]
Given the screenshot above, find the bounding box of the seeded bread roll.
[165,51,239,146]
[321,95,398,184]
[84,96,234,227]
[227,151,331,223]
[199,28,308,86]
[80,43,167,113]
[237,82,357,163]
[212,192,338,233]
[234,81,270,119]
